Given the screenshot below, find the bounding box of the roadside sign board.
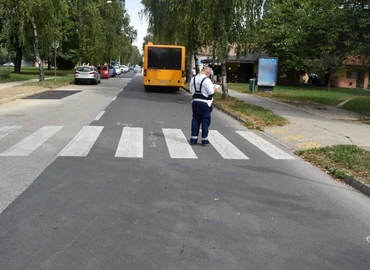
[257,57,278,87]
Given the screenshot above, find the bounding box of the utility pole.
[52,41,59,81]
[7,53,11,78]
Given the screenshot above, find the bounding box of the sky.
[125,0,148,54]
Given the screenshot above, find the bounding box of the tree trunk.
[186,53,192,83]
[221,61,228,99]
[31,15,44,81]
[47,56,51,70]
[327,73,332,91]
[194,50,199,75]
[14,46,23,74]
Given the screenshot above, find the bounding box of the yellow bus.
[143,42,186,92]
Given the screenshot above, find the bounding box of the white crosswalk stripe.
[208,130,249,159]
[236,131,295,160]
[163,128,197,159]
[0,125,295,160]
[115,127,143,158]
[0,126,23,140]
[58,126,103,157]
[0,126,63,157]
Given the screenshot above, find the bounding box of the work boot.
[201,139,210,147]
[190,138,198,145]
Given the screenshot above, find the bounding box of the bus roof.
[145,43,185,49]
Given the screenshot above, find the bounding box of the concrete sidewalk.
[217,88,370,151]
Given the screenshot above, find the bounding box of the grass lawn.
[213,92,288,129]
[296,145,370,185]
[23,77,74,88]
[342,97,370,117]
[0,66,74,83]
[228,83,370,116]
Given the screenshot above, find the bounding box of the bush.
[56,57,75,70]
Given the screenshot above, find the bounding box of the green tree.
[129,45,142,65]
[0,0,138,78]
[258,0,370,89]
[141,0,257,98]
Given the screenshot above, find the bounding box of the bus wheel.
[144,86,150,92]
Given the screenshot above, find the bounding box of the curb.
[212,103,248,124]
[181,86,370,198]
[326,167,370,197]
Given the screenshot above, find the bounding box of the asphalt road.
[0,71,369,269]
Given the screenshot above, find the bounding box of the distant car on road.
[109,65,116,77]
[114,66,121,75]
[3,62,14,67]
[119,65,129,73]
[134,65,142,73]
[74,66,101,85]
[97,65,110,79]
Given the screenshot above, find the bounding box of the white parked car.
[119,65,129,73]
[3,62,14,67]
[114,66,121,75]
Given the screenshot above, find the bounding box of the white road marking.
[367,236,370,244]
[163,128,197,159]
[0,126,63,156]
[94,111,105,121]
[208,130,249,160]
[112,96,117,101]
[236,131,295,160]
[116,122,133,127]
[115,127,143,158]
[0,126,23,140]
[59,126,103,157]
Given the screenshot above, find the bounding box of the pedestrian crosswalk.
[0,126,63,157]
[59,126,103,157]
[115,127,144,158]
[0,125,296,160]
[208,130,249,160]
[236,131,296,160]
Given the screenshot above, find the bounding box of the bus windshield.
[148,47,182,70]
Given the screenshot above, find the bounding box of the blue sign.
[257,57,278,86]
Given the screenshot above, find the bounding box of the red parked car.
[98,65,110,79]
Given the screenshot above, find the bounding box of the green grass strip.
[228,83,370,117]
[296,145,370,185]
[342,97,370,116]
[214,92,289,130]
[22,77,74,88]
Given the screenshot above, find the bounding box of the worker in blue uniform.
[189,66,217,146]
